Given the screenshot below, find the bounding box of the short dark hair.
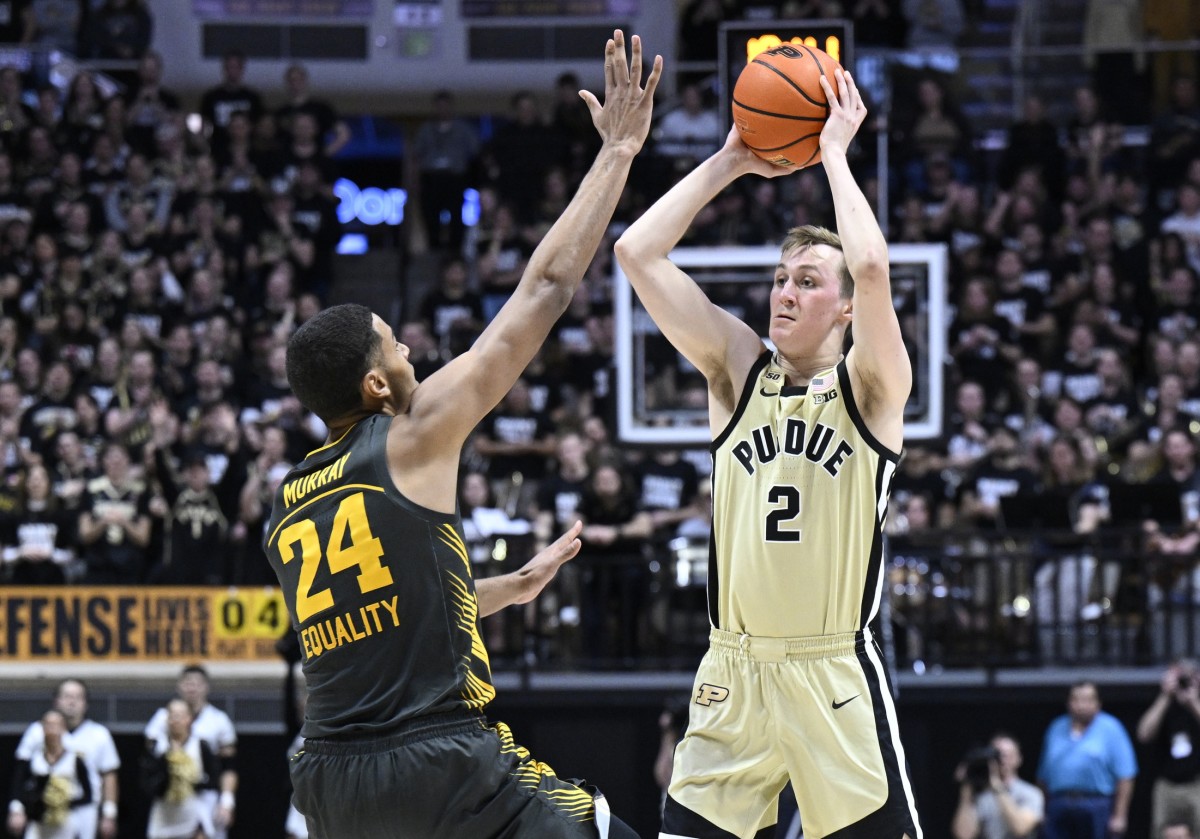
[181,664,209,680]
[56,677,88,702]
[286,303,381,423]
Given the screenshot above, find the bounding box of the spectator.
[1163,822,1197,839]
[275,62,350,157]
[8,709,93,839]
[576,459,654,662]
[1137,659,1200,837]
[418,255,484,354]
[949,278,1022,404]
[20,0,80,55]
[1083,0,1148,124]
[0,461,75,583]
[125,51,179,157]
[471,376,556,510]
[654,82,721,166]
[480,90,564,223]
[957,426,1040,528]
[999,96,1067,201]
[140,697,220,839]
[1037,681,1137,839]
[77,440,152,584]
[951,732,1044,839]
[13,678,121,839]
[145,665,237,839]
[85,0,152,60]
[1150,76,1200,199]
[146,444,228,585]
[199,50,263,162]
[411,90,479,253]
[633,446,701,542]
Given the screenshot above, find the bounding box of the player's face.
[371,315,417,411]
[768,245,850,354]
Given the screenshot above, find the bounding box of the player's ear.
[361,369,391,401]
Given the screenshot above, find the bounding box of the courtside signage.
[0,587,289,662]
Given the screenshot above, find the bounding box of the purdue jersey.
[265,415,494,738]
[710,351,900,637]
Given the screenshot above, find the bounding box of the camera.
[963,745,999,792]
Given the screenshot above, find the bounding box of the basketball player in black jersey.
[265,31,659,839]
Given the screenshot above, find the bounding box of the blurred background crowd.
[0,0,1198,677]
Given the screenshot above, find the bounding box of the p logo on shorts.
[694,683,730,706]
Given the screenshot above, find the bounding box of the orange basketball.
[732,43,842,168]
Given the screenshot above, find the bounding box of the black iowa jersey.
[265,415,494,738]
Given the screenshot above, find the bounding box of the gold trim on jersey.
[438,523,496,709]
[302,421,361,460]
[267,483,384,547]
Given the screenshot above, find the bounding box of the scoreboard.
[718,19,854,132]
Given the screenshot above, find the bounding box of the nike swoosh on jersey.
[832,694,860,709]
[759,388,779,397]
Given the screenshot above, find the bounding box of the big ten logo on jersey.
[695,683,730,706]
[212,589,289,658]
[809,371,838,405]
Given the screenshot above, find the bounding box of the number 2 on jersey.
[278,492,393,622]
[765,485,802,542]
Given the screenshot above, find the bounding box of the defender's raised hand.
[818,68,868,157]
[580,30,663,155]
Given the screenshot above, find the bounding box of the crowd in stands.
[0,1,1199,670]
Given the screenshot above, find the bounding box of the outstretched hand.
[580,30,663,156]
[818,68,868,156]
[718,125,801,178]
[509,520,583,606]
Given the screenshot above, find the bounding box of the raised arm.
[614,128,791,415]
[412,31,661,442]
[820,69,911,448]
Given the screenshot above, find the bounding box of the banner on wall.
[0,587,290,662]
[192,0,373,18]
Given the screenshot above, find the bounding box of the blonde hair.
[780,225,853,298]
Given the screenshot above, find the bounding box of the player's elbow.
[613,233,641,266]
[614,227,662,266]
[848,250,889,281]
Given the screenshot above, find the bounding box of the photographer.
[1137,659,1200,837]
[952,733,1044,839]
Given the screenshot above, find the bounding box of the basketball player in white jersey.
[615,68,922,839]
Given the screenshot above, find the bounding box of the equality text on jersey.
[731,418,855,477]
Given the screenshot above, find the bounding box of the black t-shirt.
[1152,701,1200,783]
[266,414,496,736]
[535,473,587,531]
[636,458,699,514]
[479,408,554,482]
[419,289,484,345]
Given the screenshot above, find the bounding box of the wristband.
[219,791,235,810]
[8,800,25,816]
[101,801,117,819]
